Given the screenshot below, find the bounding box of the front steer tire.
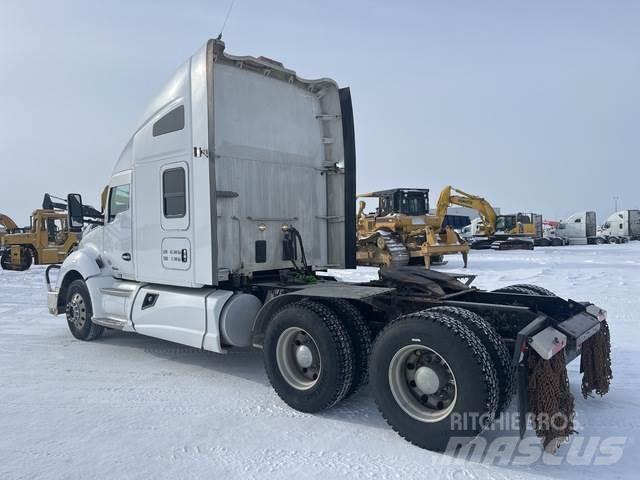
[65,279,104,341]
[263,300,354,413]
[370,310,498,452]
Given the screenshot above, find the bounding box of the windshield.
[496,215,516,232]
[399,194,427,215]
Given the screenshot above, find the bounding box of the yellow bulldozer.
[356,188,469,268]
[0,194,101,271]
[436,186,542,250]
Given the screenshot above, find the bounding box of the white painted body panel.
[103,170,134,279]
[131,58,197,287]
[131,285,233,352]
[87,277,140,332]
[190,44,215,286]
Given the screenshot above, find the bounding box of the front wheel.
[370,311,499,452]
[0,247,32,271]
[65,279,104,341]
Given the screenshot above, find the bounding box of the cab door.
[103,171,134,279]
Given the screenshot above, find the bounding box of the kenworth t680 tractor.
[46,39,611,452]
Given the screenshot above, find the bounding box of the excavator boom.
[435,185,497,235]
[0,214,18,232]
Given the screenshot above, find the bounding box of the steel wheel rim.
[388,344,457,423]
[66,292,87,329]
[276,327,322,390]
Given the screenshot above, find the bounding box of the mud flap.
[527,350,576,452]
[580,320,613,398]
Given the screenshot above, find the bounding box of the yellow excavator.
[356,188,469,268]
[435,186,541,250]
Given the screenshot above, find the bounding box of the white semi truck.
[46,39,610,452]
[598,210,640,243]
[555,211,598,245]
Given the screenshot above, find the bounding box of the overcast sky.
[1,0,639,223]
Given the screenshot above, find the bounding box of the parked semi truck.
[46,39,611,452]
[554,211,597,245]
[597,210,640,243]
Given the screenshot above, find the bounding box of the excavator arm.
[0,214,18,232]
[435,185,498,235]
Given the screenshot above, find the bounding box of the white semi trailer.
[598,210,640,243]
[46,39,610,452]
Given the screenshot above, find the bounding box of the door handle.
[122,253,131,261]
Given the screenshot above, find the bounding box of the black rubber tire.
[0,250,11,270]
[320,299,372,398]
[430,254,445,265]
[551,237,564,247]
[595,237,606,245]
[65,279,104,341]
[427,306,513,415]
[370,310,498,452]
[21,248,33,270]
[494,284,556,297]
[263,300,354,413]
[0,247,32,271]
[492,285,535,295]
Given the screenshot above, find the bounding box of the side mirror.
[67,193,84,232]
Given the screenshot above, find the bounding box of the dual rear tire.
[370,309,504,451]
[263,299,372,413]
[493,283,556,297]
[264,299,510,452]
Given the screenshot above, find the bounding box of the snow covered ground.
[1,244,638,479]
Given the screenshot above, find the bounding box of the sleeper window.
[152,105,185,137]
[163,168,186,218]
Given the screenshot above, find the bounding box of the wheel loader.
[356,188,469,269]
[1,194,101,271]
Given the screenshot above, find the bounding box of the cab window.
[402,196,427,216]
[108,184,130,222]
